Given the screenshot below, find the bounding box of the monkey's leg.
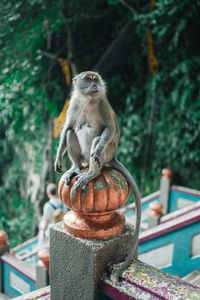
[64,129,82,185]
[72,137,101,191]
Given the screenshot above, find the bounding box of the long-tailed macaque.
[54,71,141,281]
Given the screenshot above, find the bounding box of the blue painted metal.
[14,238,38,257]
[168,188,200,212]
[139,219,200,277]
[1,237,40,297]
[23,253,39,265]
[2,261,36,298]
[124,186,200,229]
[123,185,200,278]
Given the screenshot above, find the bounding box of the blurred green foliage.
[0,0,199,246]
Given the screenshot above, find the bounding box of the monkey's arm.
[91,101,118,166]
[54,127,68,173]
[54,107,75,173]
[95,126,113,151]
[90,125,113,168]
[95,99,120,153]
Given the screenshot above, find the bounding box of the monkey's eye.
[93,77,98,82]
[86,76,92,82]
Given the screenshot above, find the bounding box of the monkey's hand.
[54,158,62,173]
[91,150,101,168]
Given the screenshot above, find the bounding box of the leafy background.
[0,0,199,247]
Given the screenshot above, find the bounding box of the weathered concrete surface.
[160,177,171,214]
[36,266,49,290]
[148,214,160,228]
[50,221,134,300]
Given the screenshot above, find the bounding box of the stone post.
[36,248,49,290]
[160,168,173,214]
[148,201,163,228]
[50,222,134,300]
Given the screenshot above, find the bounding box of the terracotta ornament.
[38,248,50,268]
[58,167,130,239]
[162,168,173,180]
[149,201,163,217]
[0,230,8,247]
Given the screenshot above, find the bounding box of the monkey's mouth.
[90,89,98,94]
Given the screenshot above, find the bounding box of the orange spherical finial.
[58,167,130,239]
[149,201,163,217]
[0,230,8,247]
[162,168,173,179]
[10,249,15,255]
[38,248,50,268]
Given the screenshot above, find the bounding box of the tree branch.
[94,20,134,75]
[115,0,138,14]
[59,10,79,76]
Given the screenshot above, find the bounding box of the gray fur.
[54,71,141,281]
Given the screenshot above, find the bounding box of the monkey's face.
[73,72,106,97]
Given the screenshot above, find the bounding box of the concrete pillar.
[160,168,173,214]
[36,248,50,289]
[50,221,134,300]
[36,266,49,290]
[148,201,163,228]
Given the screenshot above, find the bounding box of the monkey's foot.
[72,172,94,191]
[64,166,81,185]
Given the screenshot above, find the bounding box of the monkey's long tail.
[108,157,141,281]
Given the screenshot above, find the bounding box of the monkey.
[54,71,141,281]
